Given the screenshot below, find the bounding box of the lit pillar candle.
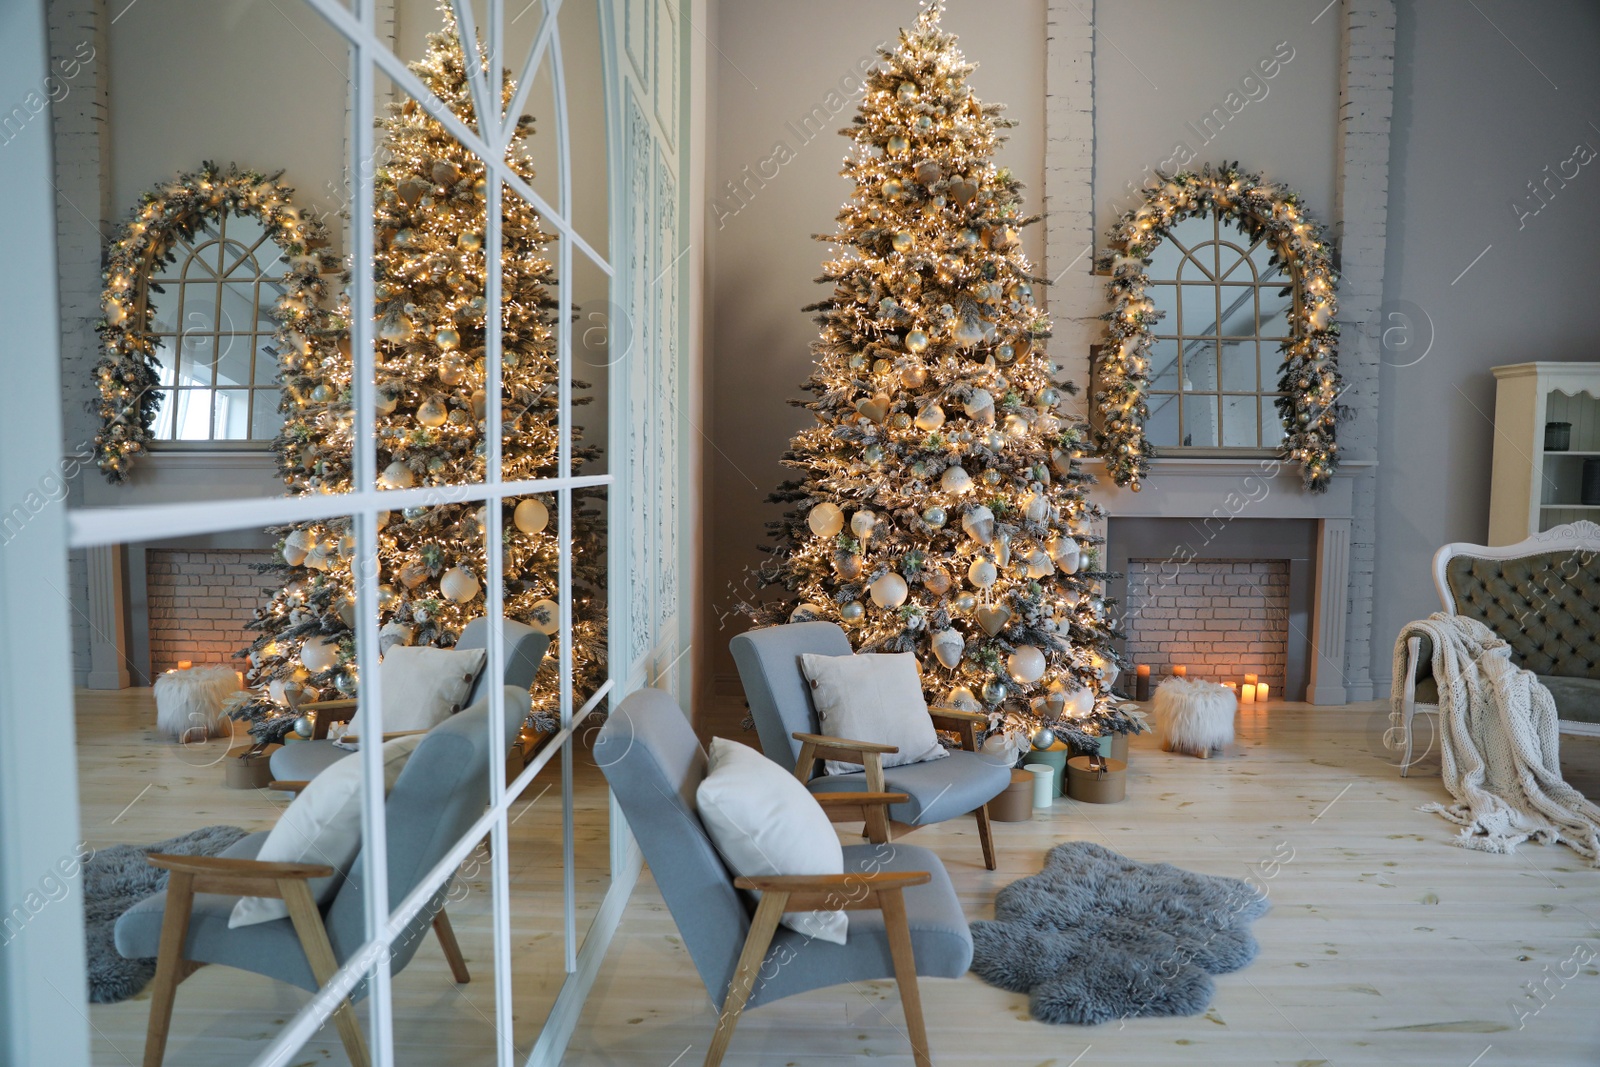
[1257,682,1270,702]
[177,660,193,671]
[1223,681,1238,695]
[1135,663,1151,701]
[1241,683,1257,703]
[1243,673,1258,686]
[1172,665,1187,678]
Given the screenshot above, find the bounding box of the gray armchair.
[597,686,972,1067]
[115,684,531,1067]
[731,621,1011,870]
[270,616,549,782]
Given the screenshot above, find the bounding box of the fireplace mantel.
[1093,458,1377,706]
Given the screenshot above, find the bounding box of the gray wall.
[1373,0,1600,685]
[1092,0,1340,242]
[703,0,1600,700]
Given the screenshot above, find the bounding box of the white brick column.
[48,0,112,686]
[1043,0,1097,392]
[1332,0,1396,700]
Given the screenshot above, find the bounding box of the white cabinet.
[1488,362,1600,544]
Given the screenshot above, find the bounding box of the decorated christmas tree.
[234,6,605,742]
[742,2,1135,756]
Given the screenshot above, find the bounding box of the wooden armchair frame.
[138,851,469,1067]
[789,703,996,870]
[707,792,934,1067]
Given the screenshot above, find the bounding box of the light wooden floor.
[78,691,1600,1066]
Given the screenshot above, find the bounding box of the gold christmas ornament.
[513,497,549,534]
[808,502,845,537]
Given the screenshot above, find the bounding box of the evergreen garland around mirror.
[1093,163,1343,493]
[92,162,338,482]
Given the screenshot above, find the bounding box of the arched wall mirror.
[147,212,291,443]
[1142,213,1294,450]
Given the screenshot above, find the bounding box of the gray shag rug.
[85,824,249,1003]
[970,841,1269,1025]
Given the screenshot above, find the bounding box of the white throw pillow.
[229,734,426,928]
[695,737,848,945]
[345,645,487,737]
[799,651,949,776]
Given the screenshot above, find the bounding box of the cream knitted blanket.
[1392,612,1600,866]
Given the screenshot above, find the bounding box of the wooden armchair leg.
[879,887,932,1067]
[281,879,370,1067]
[432,909,471,984]
[974,803,997,871]
[703,892,787,1067]
[142,871,197,1067]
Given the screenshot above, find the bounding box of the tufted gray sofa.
[1402,523,1600,749]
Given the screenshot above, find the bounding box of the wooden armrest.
[813,791,909,842]
[147,852,335,898]
[792,731,899,755]
[301,697,358,709]
[813,792,909,809]
[269,780,310,795]
[927,705,989,726]
[297,697,359,739]
[339,729,428,745]
[733,870,932,911]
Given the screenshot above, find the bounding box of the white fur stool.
[1152,677,1236,758]
[154,665,239,741]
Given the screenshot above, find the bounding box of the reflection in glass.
[1134,212,1294,450]
[146,213,294,442]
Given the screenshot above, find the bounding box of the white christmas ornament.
[962,389,995,425]
[529,598,560,635]
[300,635,340,674]
[961,505,995,544]
[1025,548,1054,579]
[914,403,946,432]
[1023,491,1048,523]
[439,567,480,603]
[931,628,964,669]
[380,460,415,489]
[304,541,335,572]
[1008,645,1047,684]
[946,686,982,713]
[379,621,415,653]
[808,502,844,537]
[282,529,311,566]
[790,602,829,623]
[967,558,998,588]
[850,510,877,540]
[941,465,974,494]
[1049,535,1082,574]
[513,498,549,534]
[1069,686,1095,718]
[869,572,909,608]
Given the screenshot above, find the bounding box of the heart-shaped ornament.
[856,394,891,423]
[949,178,978,205]
[976,603,1012,636]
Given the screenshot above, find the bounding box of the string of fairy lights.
[92,163,340,482]
[1094,162,1343,493]
[746,1,1137,755]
